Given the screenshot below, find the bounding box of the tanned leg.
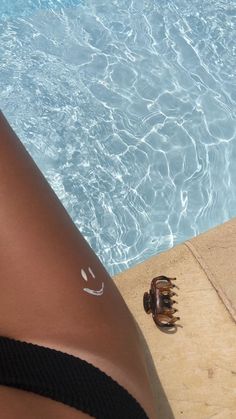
[0,111,157,418]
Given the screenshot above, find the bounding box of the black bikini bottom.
[0,336,148,418]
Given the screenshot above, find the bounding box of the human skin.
[0,111,157,418]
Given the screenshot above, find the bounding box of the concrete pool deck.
[113,218,236,419]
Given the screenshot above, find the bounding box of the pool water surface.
[1,0,236,275]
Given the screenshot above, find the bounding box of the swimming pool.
[1,0,236,275]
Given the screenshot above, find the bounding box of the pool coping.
[184,217,236,323]
[113,218,236,419]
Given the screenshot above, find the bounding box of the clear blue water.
[1,0,236,275]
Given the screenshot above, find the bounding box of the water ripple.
[1,0,236,275]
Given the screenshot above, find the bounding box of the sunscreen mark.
[81,269,88,281]
[80,267,105,297]
[83,282,105,296]
[88,266,96,278]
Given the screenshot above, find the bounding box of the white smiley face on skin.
[81,266,105,296]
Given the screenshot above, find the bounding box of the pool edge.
[113,218,236,418]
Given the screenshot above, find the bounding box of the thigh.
[0,386,90,419]
[0,111,156,418]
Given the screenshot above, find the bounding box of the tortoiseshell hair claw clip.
[143,276,180,328]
